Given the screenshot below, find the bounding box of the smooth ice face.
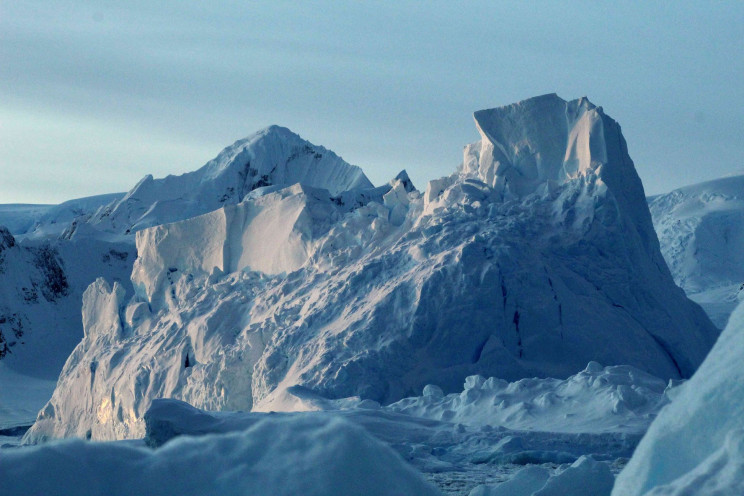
[465,94,605,196]
[612,300,744,496]
[26,96,718,442]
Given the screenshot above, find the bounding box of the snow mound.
[1,413,439,496]
[388,362,673,434]
[612,300,744,495]
[649,173,744,327]
[88,125,372,234]
[27,95,717,442]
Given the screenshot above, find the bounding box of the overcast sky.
[2,1,742,204]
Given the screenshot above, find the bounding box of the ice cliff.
[25,94,718,442]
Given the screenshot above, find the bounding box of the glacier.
[23,94,718,443]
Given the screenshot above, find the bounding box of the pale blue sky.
[2,1,742,204]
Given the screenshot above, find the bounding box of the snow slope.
[612,300,744,495]
[649,174,744,328]
[26,94,718,442]
[0,204,53,235]
[86,125,372,234]
[0,228,134,379]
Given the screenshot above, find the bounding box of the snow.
[26,95,717,443]
[139,396,642,494]
[469,456,614,496]
[0,363,56,433]
[649,173,744,328]
[388,362,673,435]
[612,300,744,495]
[1,413,439,496]
[87,125,373,234]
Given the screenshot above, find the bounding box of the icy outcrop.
[26,95,718,441]
[612,300,744,495]
[89,125,372,234]
[649,174,744,328]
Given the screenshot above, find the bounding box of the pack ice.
[649,173,744,328]
[25,94,718,442]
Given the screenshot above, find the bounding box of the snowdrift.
[1,413,439,496]
[26,94,718,442]
[612,300,744,495]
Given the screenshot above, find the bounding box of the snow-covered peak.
[89,126,373,234]
[199,125,372,192]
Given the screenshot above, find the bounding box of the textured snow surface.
[388,362,673,435]
[612,301,744,495]
[1,413,439,496]
[141,398,637,495]
[87,125,372,234]
[649,174,744,328]
[26,94,717,442]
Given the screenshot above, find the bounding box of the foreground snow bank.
[1,414,439,496]
[388,362,673,434]
[613,301,744,495]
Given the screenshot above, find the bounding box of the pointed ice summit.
[88,125,373,234]
[26,95,719,442]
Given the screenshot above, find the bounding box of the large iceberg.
[25,95,718,442]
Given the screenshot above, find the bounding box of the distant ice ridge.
[612,299,744,496]
[649,174,744,328]
[26,94,718,442]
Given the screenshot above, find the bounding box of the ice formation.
[25,94,718,442]
[649,173,744,327]
[612,300,744,495]
[387,362,674,435]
